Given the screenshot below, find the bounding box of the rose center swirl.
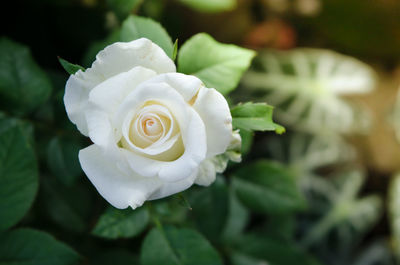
[120,101,183,160]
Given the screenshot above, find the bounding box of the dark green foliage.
[189,177,229,242]
[141,226,223,265]
[58,57,85,75]
[233,160,306,214]
[0,121,38,231]
[0,228,80,265]
[0,1,392,265]
[0,38,52,116]
[92,206,149,239]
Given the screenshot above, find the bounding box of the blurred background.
[2,0,400,264]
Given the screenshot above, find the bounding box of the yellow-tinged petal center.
[120,101,184,161]
[143,118,162,136]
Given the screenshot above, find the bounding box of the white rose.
[64,38,239,209]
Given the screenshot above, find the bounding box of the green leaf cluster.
[241,48,376,134]
[4,6,384,265]
[231,102,285,133]
[82,16,256,98]
[73,15,282,137]
[178,33,255,95]
[0,38,79,265]
[141,226,223,265]
[0,13,301,265]
[233,160,305,215]
[0,228,80,265]
[92,206,150,239]
[0,38,52,116]
[0,119,38,231]
[82,15,174,65]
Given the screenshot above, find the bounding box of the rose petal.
[121,104,180,155]
[89,39,176,77]
[64,38,175,135]
[88,66,157,116]
[107,81,206,181]
[64,72,102,136]
[84,67,158,147]
[148,170,198,200]
[79,144,163,209]
[193,87,233,157]
[160,109,206,178]
[114,80,207,165]
[122,108,206,182]
[85,107,114,147]
[194,159,217,186]
[142,73,203,102]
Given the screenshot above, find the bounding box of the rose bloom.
[64,38,240,209]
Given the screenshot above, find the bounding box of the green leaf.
[0,228,80,265]
[230,234,321,265]
[231,102,285,133]
[222,188,249,241]
[107,0,143,20]
[58,57,85,75]
[83,16,174,66]
[47,137,83,186]
[0,115,34,146]
[92,206,149,239]
[264,133,355,174]
[238,129,253,156]
[189,177,229,242]
[0,38,52,116]
[300,171,382,248]
[40,177,93,233]
[0,122,38,231]
[141,226,223,265]
[121,15,174,58]
[264,214,296,241]
[178,0,237,13]
[172,39,178,61]
[152,200,187,224]
[178,33,255,95]
[230,252,263,265]
[232,160,306,214]
[242,49,376,134]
